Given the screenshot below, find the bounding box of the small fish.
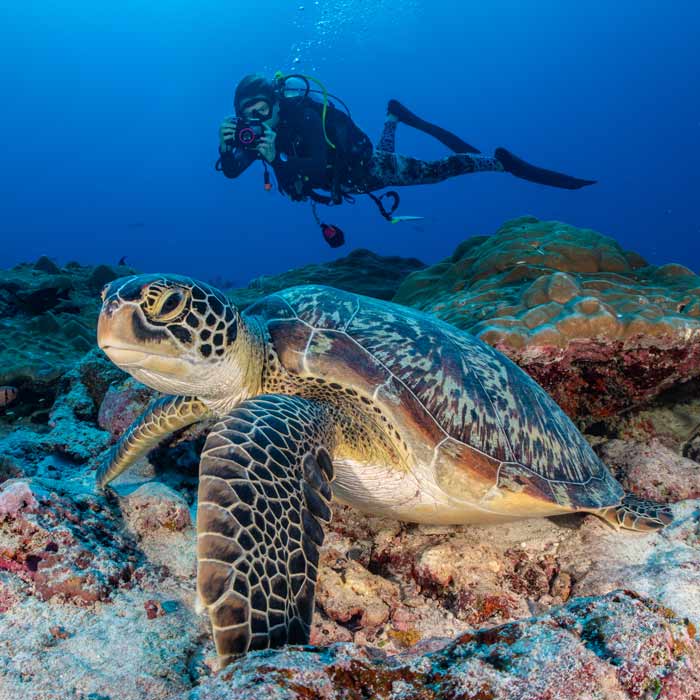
[0,386,18,408]
[118,256,128,266]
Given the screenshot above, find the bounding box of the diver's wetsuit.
[219,98,338,200]
[366,119,506,191]
[218,97,593,202]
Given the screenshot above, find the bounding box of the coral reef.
[195,591,700,700]
[310,496,700,656]
[0,258,133,421]
[227,248,425,309]
[394,217,700,420]
[0,479,138,604]
[1,239,700,698]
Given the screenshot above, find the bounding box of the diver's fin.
[495,147,597,190]
[388,100,481,154]
[391,215,425,224]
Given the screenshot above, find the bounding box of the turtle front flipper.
[196,394,335,663]
[596,493,674,532]
[96,395,210,488]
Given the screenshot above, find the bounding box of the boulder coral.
[228,248,426,309]
[394,217,700,420]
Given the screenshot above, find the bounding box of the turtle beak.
[97,302,183,371]
[98,304,148,366]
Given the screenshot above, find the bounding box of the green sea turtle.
[96,274,672,663]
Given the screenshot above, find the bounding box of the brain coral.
[394,217,700,420]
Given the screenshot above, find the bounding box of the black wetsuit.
[218,97,595,202]
[219,98,351,201]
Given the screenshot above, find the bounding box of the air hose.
[274,71,337,150]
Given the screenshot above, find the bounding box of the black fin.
[388,99,481,154]
[495,147,597,190]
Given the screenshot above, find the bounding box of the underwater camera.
[234,118,265,151]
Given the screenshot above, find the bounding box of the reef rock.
[194,590,700,700]
[394,217,700,420]
[2,349,122,476]
[98,377,155,438]
[313,496,700,658]
[598,438,700,502]
[0,479,138,604]
[120,482,192,537]
[0,258,133,408]
[228,248,425,309]
[118,483,196,578]
[0,585,205,700]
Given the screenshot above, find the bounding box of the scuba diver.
[217,73,596,247]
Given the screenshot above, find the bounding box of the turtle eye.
[153,288,188,321]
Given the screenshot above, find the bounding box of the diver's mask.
[238,97,273,121]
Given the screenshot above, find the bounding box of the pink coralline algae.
[0,481,38,520]
[0,480,138,604]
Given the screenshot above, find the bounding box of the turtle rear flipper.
[596,493,673,532]
[196,394,335,664]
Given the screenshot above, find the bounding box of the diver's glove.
[218,116,237,152]
[495,147,597,190]
[256,124,277,163]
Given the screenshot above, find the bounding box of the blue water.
[2,1,699,283]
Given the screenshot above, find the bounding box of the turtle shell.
[244,285,622,513]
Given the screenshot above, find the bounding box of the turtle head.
[98,274,260,402]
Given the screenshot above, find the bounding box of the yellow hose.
[275,71,336,150]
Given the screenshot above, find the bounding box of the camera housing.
[234,118,265,151]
